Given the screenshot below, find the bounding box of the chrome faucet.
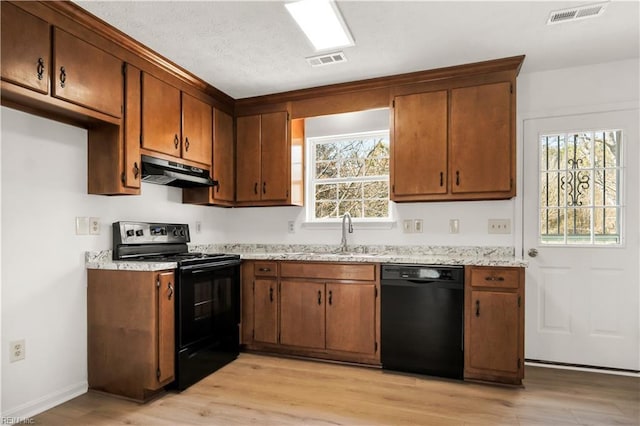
[340,212,353,252]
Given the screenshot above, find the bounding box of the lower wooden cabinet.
[87,269,175,401]
[464,266,524,385]
[242,261,380,365]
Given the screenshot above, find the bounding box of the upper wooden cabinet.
[236,112,289,203]
[392,90,448,198]
[450,82,512,195]
[141,72,182,158]
[236,111,302,206]
[1,3,122,119]
[52,28,123,118]
[464,266,524,385]
[141,72,212,167]
[391,78,517,202]
[1,2,50,94]
[182,92,212,165]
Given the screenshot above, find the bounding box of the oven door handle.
[180,259,241,274]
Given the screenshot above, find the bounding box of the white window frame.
[304,129,392,224]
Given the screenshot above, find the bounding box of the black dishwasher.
[381,264,464,379]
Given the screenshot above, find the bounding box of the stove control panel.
[113,221,190,245]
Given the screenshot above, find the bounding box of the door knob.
[528,248,539,258]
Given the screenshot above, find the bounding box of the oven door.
[175,259,240,390]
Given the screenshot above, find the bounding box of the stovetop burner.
[130,252,239,266]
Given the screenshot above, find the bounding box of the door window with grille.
[539,130,623,245]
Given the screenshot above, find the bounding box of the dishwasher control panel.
[381,264,463,282]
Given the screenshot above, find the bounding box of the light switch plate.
[414,219,423,233]
[449,219,459,234]
[403,219,414,233]
[76,217,89,235]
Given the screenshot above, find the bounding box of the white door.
[523,109,639,371]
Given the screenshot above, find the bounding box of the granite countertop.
[86,244,527,271]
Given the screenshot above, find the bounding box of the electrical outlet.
[89,217,100,235]
[195,221,202,233]
[414,219,423,233]
[287,221,295,233]
[75,217,89,235]
[402,219,414,233]
[10,339,25,362]
[449,219,459,234]
[488,219,511,234]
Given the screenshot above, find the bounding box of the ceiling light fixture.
[285,0,355,51]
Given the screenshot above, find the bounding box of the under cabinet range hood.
[141,155,218,188]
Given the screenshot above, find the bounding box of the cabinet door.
[212,108,235,203]
[182,93,212,166]
[52,28,122,118]
[156,272,175,385]
[123,63,141,189]
[450,82,512,194]
[141,72,181,157]
[236,115,262,202]
[280,280,325,349]
[467,290,519,376]
[254,279,278,344]
[326,283,377,355]
[1,2,50,94]
[392,91,447,198]
[260,111,289,201]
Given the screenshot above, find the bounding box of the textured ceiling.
[75,1,640,99]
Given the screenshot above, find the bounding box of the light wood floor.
[34,353,639,425]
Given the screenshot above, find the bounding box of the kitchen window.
[539,130,623,245]
[307,130,390,222]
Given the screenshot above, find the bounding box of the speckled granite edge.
[85,250,177,271]
[86,245,527,270]
[189,244,527,267]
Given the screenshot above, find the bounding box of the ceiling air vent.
[306,51,347,67]
[547,2,607,25]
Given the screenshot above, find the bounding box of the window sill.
[301,220,396,230]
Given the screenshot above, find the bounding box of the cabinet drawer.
[469,267,520,289]
[254,261,277,277]
[280,262,376,281]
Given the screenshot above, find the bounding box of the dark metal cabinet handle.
[133,162,139,179]
[185,137,190,151]
[269,287,274,302]
[215,181,220,193]
[254,182,258,194]
[173,134,179,149]
[168,282,174,300]
[475,300,480,317]
[258,267,271,272]
[37,58,45,80]
[328,290,332,305]
[485,276,505,282]
[317,290,322,305]
[440,172,444,187]
[59,66,66,88]
[263,182,266,194]
[456,171,460,186]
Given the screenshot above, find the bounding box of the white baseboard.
[1,381,88,420]
[525,361,640,378]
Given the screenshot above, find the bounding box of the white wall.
[0,107,227,418]
[0,58,638,418]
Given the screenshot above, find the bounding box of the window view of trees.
[311,131,390,220]
[539,130,622,244]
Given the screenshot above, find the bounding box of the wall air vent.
[547,2,607,25]
[306,51,347,67]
